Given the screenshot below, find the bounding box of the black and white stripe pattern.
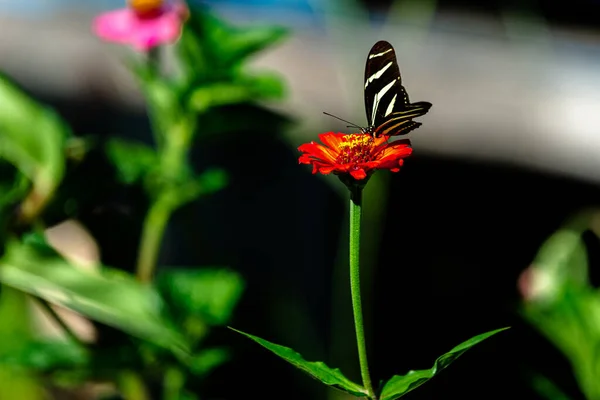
[363,41,432,138]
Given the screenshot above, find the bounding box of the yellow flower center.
[129,0,164,15]
[336,134,375,165]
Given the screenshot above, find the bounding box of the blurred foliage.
[520,210,600,400]
[0,73,69,225]
[0,2,288,399]
[0,233,188,355]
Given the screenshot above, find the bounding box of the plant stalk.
[136,194,173,283]
[349,186,375,399]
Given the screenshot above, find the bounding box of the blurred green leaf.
[195,168,228,196]
[210,21,287,70]
[188,73,285,113]
[0,368,45,400]
[229,328,367,397]
[522,285,600,400]
[533,228,589,288]
[189,347,231,377]
[0,234,189,356]
[0,286,33,354]
[0,287,46,399]
[0,163,29,208]
[180,7,287,76]
[529,372,572,400]
[1,339,88,371]
[157,268,243,326]
[105,138,158,185]
[0,73,69,220]
[379,328,509,400]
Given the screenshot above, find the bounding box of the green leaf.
[189,347,231,376]
[0,286,46,398]
[0,73,69,219]
[0,368,45,400]
[188,73,285,113]
[182,7,287,74]
[0,339,88,371]
[229,328,367,397]
[105,138,158,185]
[157,268,244,326]
[379,327,509,400]
[195,168,228,196]
[0,234,189,356]
[529,372,573,400]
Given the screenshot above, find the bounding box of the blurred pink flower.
[92,0,188,52]
[518,265,557,304]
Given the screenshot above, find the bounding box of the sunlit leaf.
[0,234,189,356]
[379,328,509,400]
[188,73,285,113]
[105,138,158,185]
[0,73,69,220]
[229,328,367,397]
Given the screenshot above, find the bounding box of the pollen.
[129,0,164,15]
[336,134,375,165]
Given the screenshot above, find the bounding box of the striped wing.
[364,40,432,137]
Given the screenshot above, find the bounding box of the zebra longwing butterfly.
[363,40,431,138]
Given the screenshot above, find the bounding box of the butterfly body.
[363,40,431,138]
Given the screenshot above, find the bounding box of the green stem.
[136,194,173,283]
[135,112,195,283]
[349,186,375,399]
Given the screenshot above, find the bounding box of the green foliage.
[229,328,368,397]
[105,138,159,185]
[529,372,573,400]
[520,211,600,400]
[0,73,69,221]
[177,7,288,84]
[231,326,507,399]
[0,287,50,399]
[0,4,288,398]
[157,268,244,328]
[0,234,188,356]
[188,72,285,113]
[378,328,509,400]
[188,347,231,377]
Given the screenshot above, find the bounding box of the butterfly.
[325,40,431,138]
[364,40,431,137]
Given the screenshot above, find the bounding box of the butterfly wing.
[364,40,400,127]
[364,40,432,136]
[372,101,432,137]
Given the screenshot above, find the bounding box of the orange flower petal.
[319,132,346,149]
[298,141,338,163]
[350,168,367,180]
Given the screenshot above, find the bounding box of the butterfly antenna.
[323,112,363,130]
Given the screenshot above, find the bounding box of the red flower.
[298,132,413,180]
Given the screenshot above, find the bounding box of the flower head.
[92,0,188,52]
[298,132,413,181]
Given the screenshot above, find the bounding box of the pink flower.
[92,0,188,52]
